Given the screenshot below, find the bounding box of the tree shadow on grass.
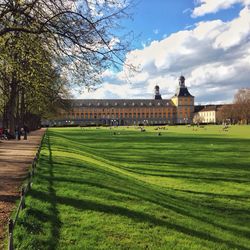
[47,132,250,235]
[43,134,62,249]
[36,157,250,241]
[29,188,250,250]
[120,167,250,183]
[50,132,250,175]
[19,135,62,249]
[16,129,250,249]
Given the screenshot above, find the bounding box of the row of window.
[179,99,193,105]
[200,111,215,117]
[74,108,172,112]
[63,112,174,119]
[76,102,171,107]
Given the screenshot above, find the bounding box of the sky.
[76,0,250,104]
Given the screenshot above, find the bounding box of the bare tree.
[193,113,203,125]
[216,105,238,124]
[234,88,250,124]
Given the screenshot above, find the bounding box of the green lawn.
[14,125,250,250]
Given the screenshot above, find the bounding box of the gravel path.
[0,129,45,249]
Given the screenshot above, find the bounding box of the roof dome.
[179,75,185,83]
[154,85,162,100]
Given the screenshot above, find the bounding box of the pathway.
[0,129,45,249]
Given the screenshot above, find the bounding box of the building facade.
[48,76,195,126]
[193,105,223,124]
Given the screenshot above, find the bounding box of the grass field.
[13,125,250,250]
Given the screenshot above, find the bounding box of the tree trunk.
[7,77,18,137]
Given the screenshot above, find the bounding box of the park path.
[0,129,45,249]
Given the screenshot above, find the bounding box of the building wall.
[200,111,216,123]
[173,96,195,124]
[54,105,177,126]
[47,81,195,126]
[50,99,195,126]
[193,110,217,124]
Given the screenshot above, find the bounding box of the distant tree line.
[217,88,250,124]
[0,0,133,136]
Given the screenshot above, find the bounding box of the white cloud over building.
[77,2,250,104]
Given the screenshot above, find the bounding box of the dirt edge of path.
[0,129,45,250]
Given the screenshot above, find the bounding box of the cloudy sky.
[77,0,250,104]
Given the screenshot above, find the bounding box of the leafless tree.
[234,88,250,124]
[216,105,237,124]
[193,113,203,125]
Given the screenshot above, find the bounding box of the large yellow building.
[50,76,194,126]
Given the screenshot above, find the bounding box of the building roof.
[70,99,174,108]
[174,87,194,97]
[194,105,223,113]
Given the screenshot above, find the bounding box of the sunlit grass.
[14,125,250,249]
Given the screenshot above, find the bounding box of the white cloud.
[183,8,192,14]
[75,4,250,104]
[192,0,250,17]
[78,82,142,99]
[214,6,250,49]
[153,29,159,34]
[108,37,120,49]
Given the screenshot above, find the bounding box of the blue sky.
[77,0,250,104]
[125,0,242,49]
